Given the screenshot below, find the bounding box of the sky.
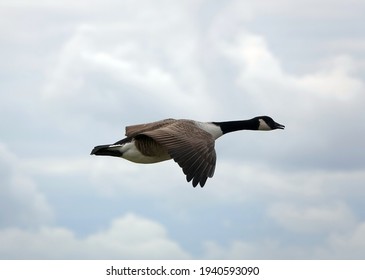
[1,0,365,259]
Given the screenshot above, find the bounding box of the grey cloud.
[1,0,365,260]
[0,144,53,229]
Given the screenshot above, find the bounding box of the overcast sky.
[1,0,365,259]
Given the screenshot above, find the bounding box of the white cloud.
[0,144,53,229]
[2,0,365,260]
[206,161,365,204]
[38,3,219,121]
[324,222,365,259]
[0,213,190,259]
[203,220,365,259]
[248,0,365,18]
[268,202,356,234]
[297,55,363,100]
[223,33,364,107]
[202,234,365,259]
[21,153,365,207]
[22,155,185,197]
[203,239,314,259]
[220,31,365,173]
[85,213,190,259]
[203,240,258,259]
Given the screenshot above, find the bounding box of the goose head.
[256,116,285,130]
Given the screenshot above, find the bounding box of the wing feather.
[142,120,216,187]
[125,118,176,137]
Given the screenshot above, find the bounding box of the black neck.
[213,119,259,134]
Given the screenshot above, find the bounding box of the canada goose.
[91,116,284,187]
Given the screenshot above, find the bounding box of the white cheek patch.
[258,119,271,130]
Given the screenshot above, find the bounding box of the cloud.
[268,202,356,234]
[223,33,364,107]
[0,144,53,229]
[220,32,365,171]
[1,0,365,260]
[0,213,190,259]
[203,220,365,259]
[38,4,219,123]
[246,0,365,18]
[202,239,298,259]
[325,222,365,259]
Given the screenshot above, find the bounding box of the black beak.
[90,144,123,157]
[275,122,285,129]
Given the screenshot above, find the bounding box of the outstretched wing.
[142,120,216,187]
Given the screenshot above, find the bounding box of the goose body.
[91,116,284,187]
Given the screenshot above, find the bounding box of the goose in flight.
[91,116,284,187]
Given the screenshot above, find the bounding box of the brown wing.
[142,120,216,187]
[125,118,176,137]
